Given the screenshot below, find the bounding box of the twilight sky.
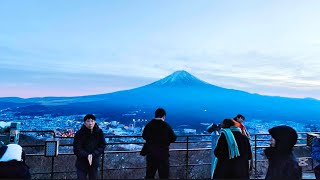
[1,0,320,99]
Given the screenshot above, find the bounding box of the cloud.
[0,67,156,98]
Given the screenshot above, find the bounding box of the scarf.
[211,126,241,178]
[221,126,241,159]
[232,120,250,139]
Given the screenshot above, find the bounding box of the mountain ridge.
[1,70,320,127]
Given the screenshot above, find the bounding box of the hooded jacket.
[0,144,31,179]
[73,124,106,171]
[264,125,302,180]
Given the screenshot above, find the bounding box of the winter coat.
[0,144,31,179]
[142,118,177,160]
[213,131,252,179]
[312,138,320,164]
[73,124,106,171]
[264,125,302,180]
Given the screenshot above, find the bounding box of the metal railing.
[18,130,319,179]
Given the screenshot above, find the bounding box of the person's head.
[234,114,245,123]
[155,108,166,120]
[221,118,235,128]
[84,114,96,130]
[268,125,298,153]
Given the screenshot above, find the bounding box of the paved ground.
[251,172,315,179]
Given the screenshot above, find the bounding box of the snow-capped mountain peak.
[147,70,210,87]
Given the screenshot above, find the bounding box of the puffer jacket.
[73,124,106,171]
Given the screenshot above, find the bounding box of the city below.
[1,106,319,139]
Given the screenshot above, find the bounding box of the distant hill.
[1,70,320,127]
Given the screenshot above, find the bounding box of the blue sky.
[1,0,320,99]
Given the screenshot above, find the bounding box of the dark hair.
[84,114,96,122]
[234,114,245,120]
[155,108,166,118]
[222,119,235,128]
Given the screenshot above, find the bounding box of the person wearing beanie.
[73,114,106,179]
[0,144,31,179]
[264,125,302,180]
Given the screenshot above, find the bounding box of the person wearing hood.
[0,144,31,179]
[212,119,252,179]
[73,114,106,179]
[264,125,302,180]
[312,135,320,179]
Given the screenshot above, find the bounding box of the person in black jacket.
[213,119,252,179]
[142,108,177,179]
[0,144,31,179]
[264,125,302,180]
[73,114,106,179]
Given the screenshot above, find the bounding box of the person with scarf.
[232,114,253,172]
[264,125,302,180]
[212,119,252,179]
[233,114,250,139]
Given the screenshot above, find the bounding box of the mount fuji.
[1,70,320,127]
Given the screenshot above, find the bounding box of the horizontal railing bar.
[19,130,320,179]
[104,163,211,171]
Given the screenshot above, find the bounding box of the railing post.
[101,150,105,179]
[254,134,257,179]
[186,136,189,179]
[51,156,54,179]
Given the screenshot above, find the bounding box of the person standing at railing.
[142,108,177,179]
[264,125,302,180]
[212,119,252,179]
[312,135,320,179]
[73,114,106,179]
[233,114,250,139]
[232,114,253,173]
[207,122,221,179]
